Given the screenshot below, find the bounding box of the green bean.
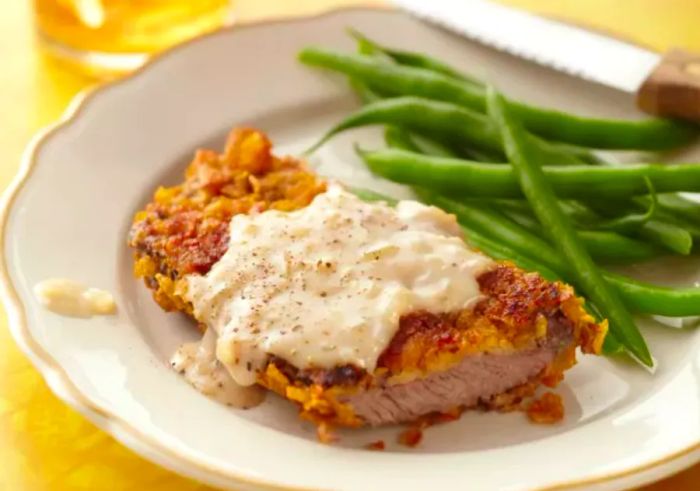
[353,29,389,58]
[585,197,693,254]
[355,79,480,160]
[383,126,421,153]
[353,84,464,158]
[559,201,603,225]
[489,194,647,239]
[657,194,700,223]
[347,29,481,85]
[587,301,624,354]
[654,208,700,240]
[460,146,503,163]
[500,199,594,231]
[489,200,661,263]
[462,229,560,281]
[565,154,695,253]
[495,201,543,231]
[578,231,664,263]
[346,186,398,206]
[631,200,700,243]
[594,160,700,246]
[591,182,658,233]
[384,126,458,157]
[488,87,651,365]
[308,97,588,165]
[559,145,608,165]
[556,198,661,237]
[637,220,693,255]
[309,97,499,155]
[359,148,700,199]
[560,201,620,231]
[493,199,665,263]
[605,272,700,318]
[410,133,460,158]
[299,48,696,150]
[602,332,625,355]
[354,83,461,158]
[348,79,382,104]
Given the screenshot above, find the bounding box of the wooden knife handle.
[637,49,700,121]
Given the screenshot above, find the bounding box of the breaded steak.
[129,128,605,431]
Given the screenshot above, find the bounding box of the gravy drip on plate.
[185,185,494,386]
[171,329,265,408]
[34,278,116,318]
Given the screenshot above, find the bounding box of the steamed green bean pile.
[299,31,700,366]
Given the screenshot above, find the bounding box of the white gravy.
[171,328,265,408]
[34,278,116,318]
[185,185,494,386]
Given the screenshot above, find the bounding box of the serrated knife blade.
[393,0,661,94]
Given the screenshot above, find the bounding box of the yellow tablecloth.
[0,1,698,489]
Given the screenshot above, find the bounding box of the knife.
[393,0,700,121]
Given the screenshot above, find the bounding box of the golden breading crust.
[128,128,325,313]
[128,128,606,431]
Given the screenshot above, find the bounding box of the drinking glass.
[34,0,234,74]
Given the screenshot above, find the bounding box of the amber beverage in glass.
[34,0,233,74]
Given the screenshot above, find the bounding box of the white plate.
[1,8,699,491]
